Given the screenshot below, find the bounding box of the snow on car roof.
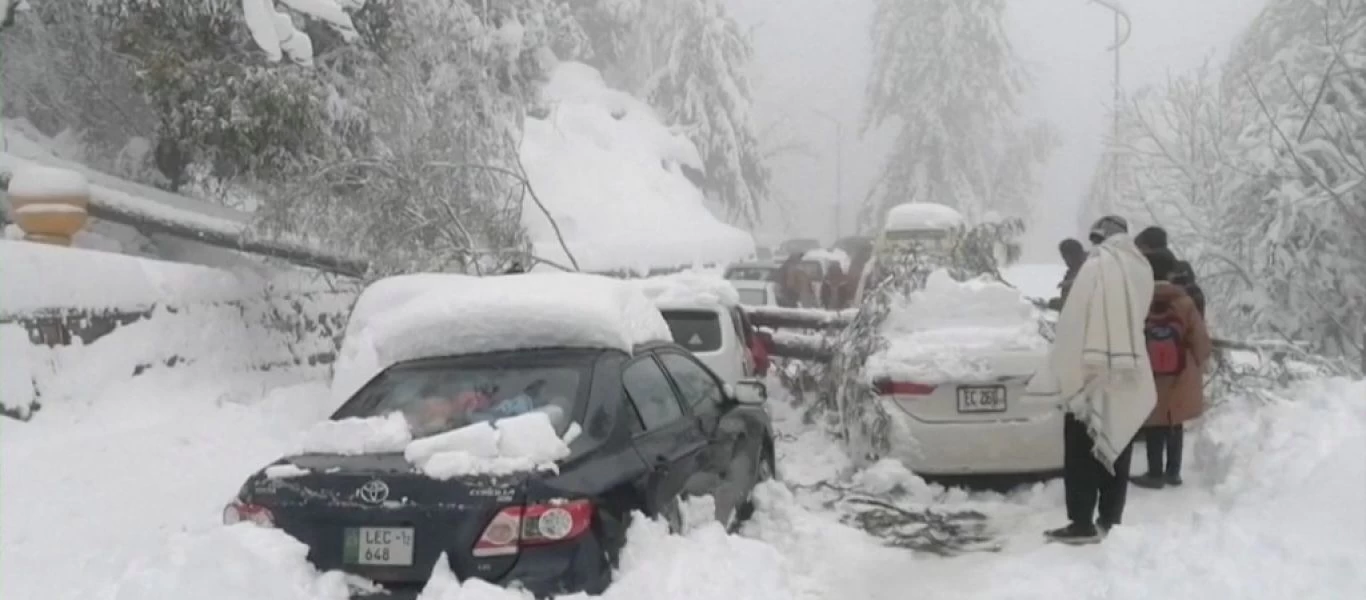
[884,202,965,231]
[635,270,741,309]
[330,272,672,405]
[866,270,1048,384]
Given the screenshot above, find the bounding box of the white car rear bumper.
[881,400,1065,476]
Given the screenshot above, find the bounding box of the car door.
[620,354,708,522]
[655,350,759,522]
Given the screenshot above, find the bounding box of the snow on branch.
[241,0,363,66]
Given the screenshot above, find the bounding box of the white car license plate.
[343,527,415,566]
[957,385,1007,413]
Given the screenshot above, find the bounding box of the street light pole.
[1089,0,1132,207]
[811,109,844,242]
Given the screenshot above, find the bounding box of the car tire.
[731,447,777,531]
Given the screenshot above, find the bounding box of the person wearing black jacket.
[1047,238,1088,311]
[1135,227,1205,316]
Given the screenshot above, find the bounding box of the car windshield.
[338,355,590,439]
[660,309,723,353]
[725,266,776,281]
[737,288,768,306]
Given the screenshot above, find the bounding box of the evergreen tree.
[863,0,1053,226]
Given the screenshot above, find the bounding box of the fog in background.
[728,0,1267,260]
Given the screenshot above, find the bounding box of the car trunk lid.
[247,453,530,585]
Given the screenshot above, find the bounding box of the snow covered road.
[3,365,1363,600]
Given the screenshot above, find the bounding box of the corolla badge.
[356,479,390,504]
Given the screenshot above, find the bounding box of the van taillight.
[473,499,594,557]
[873,378,936,396]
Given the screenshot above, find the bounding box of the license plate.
[343,527,415,566]
[956,385,1007,413]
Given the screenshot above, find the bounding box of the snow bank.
[635,270,741,308]
[520,62,754,273]
[866,270,1049,382]
[884,202,964,231]
[0,241,254,313]
[330,272,672,406]
[1001,262,1067,301]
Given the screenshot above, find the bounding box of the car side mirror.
[730,379,767,405]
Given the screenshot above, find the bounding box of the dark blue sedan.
[225,342,776,599]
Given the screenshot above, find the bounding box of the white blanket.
[1026,233,1156,472]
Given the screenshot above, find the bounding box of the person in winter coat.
[1048,238,1088,310]
[821,262,852,310]
[1134,227,1205,316]
[1132,248,1212,489]
[1027,215,1156,545]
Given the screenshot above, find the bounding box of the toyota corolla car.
[225,344,775,599]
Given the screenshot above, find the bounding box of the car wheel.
[731,449,776,531]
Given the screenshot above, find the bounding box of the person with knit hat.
[1132,248,1212,489]
[1028,215,1157,544]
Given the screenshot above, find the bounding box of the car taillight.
[472,499,593,558]
[223,500,275,527]
[873,378,936,396]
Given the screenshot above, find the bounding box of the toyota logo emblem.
[356,479,390,504]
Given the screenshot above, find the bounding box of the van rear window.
[659,310,723,353]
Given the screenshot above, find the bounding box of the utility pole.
[811,109,844,242]
[1089,0,1132,211]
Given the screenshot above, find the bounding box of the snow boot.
[1044,523,1102,545]
[1131,473,1166,489]
[1165,473,1183,487]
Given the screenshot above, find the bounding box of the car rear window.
[659,309,723,353]
[737,288,768,306]
[337,356,590,439]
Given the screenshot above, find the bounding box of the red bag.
[1145,313,1187,376]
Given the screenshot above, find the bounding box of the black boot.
[1045,522,1102,545]
[1164,426,1184,486]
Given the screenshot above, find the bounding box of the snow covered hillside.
[521,62,755,273]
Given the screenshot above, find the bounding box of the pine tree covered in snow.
[573,0,770,225]
[863,0,1054,226]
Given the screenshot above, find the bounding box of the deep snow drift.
[520,62,755,273]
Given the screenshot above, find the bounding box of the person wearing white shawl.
[1028,215,1156,544]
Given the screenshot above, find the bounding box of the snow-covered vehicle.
[865,271,1058,477]
[636,272,770,383]
[824,203,1057,478]
[224,273,775,598]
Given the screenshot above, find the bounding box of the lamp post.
[810,108,844,242]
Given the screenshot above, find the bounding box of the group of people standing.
[774,249,870,310]
[1035,216,1212,545]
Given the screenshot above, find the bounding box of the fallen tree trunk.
[745,305,853,330]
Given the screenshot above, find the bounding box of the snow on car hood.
[865,270,1049,384]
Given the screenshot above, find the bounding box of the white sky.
[725,0,1268,258]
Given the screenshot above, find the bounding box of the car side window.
[658,352,725,411]
[621,358,685,431]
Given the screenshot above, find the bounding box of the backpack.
[1145,311,1187,376]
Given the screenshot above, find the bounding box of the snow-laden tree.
[572,0,770,225]
[254,0,585,276]
[862,0,1054,226]
[1214,0,1366,362]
